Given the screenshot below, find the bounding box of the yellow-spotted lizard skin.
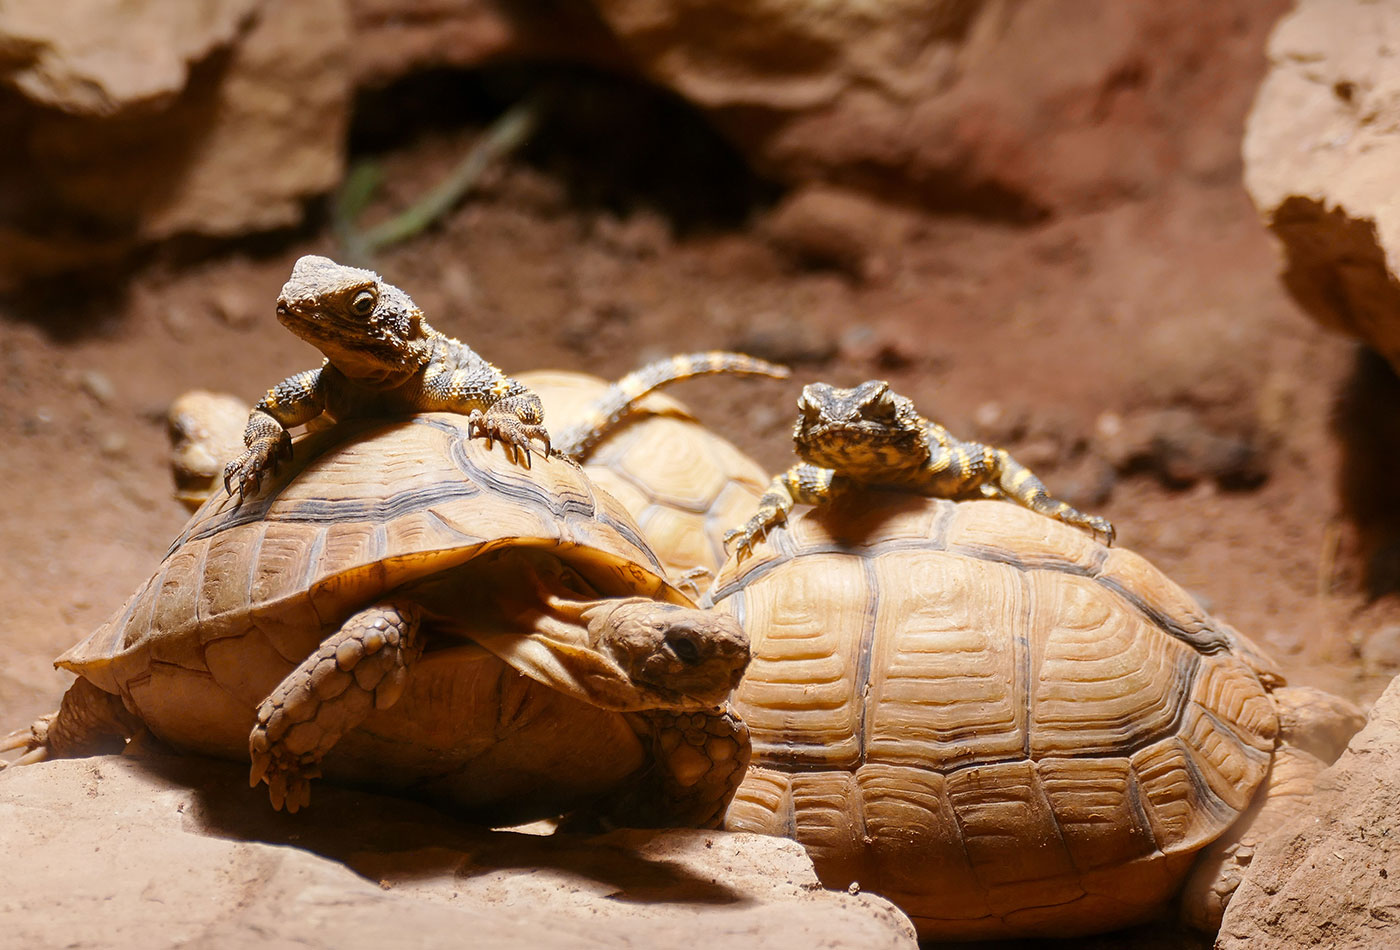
[551,351,790,461]
[724,380,1115,556]
[224,255,550,501]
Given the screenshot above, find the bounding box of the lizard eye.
[863,383,897,419]
[350,289,377,316]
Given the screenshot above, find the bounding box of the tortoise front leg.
[613,706,751,829]
[248,601,423,812]
[0,677,140,766]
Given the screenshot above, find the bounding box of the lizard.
[723,379,1115,556]
[223,255,551,501]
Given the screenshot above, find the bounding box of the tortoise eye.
[350,290,377,316]
[669,633,701,665]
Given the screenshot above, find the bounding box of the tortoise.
[4,412,751,826]
[166,353,788,580]
[521,356,782,578]
[707,490,1365,938]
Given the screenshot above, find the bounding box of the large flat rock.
[0,753,915,949]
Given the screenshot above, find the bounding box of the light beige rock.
[1243,0,1400,370]
[0,0,351,288]
[0,754,917,949]
[1217,674,1400,949]
[28,0,352,239]
[0,0,257,115]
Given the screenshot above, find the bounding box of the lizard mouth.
[274,302,412,369]
[797,420,919,469]
[275,301,328,336]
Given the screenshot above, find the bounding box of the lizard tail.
[552,352,790,460]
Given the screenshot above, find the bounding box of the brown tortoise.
[4,413,751,826]
[708,454,1363,935]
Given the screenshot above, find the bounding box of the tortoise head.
[585,600,749,710]
[793,380,924,475]
[275,255,431,383]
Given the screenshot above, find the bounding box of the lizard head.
[276,256,430,382]
[792,380,925,474]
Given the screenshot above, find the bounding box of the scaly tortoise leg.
[249,601,423,812]
[0,677,141,766]
[611,706,751,829]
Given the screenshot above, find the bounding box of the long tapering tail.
[553,352,789,460]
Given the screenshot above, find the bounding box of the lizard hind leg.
[0,676,140,766]
[248,601,423,812]
[988,447,1116,545]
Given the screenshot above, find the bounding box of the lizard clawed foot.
[722,514,782,561]
[223,433,292,503]
[672,566,714,599]
[467,409,552,468]
[1085,516,1116,547]
[0,715,54,768]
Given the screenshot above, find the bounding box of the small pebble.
[98,432,127,457]
[79,370,115,406]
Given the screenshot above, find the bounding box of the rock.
[0,754,917,949]
[0,0,257,115]
[1363,625,1400,674]
[763,184,913,281]
[1217,674,1400,949]
[1094,407,1269,489]
[346,0,626,87]
[0,0,351,288]
[1243,0,1400,372]
[727,311,838,366]
[594,1,1284,216]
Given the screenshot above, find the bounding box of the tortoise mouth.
[633,663,746,710]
